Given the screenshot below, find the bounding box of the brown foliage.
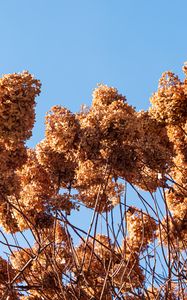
[0,66,187,299]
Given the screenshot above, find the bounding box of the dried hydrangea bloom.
[75,183,122,212]
[75,234,113,272]
[0,256,17,284]
[111,251,145,292]
[92,84,126,109]
[0,141,27,174]
[62,286,89,300]
[91,85,138,173]
[87,88,171,193]
[75,160,107,188]
[30,271,63,298]
[0,201,20,233]
[149,71,187,124]
[75,160,123,212]
[75,83,173,203]
[99,99,135,143]
[74,235,114,299]
[0,169,22,233]
[17,149,54,210]
[77,110,101,161]
[160,214,187,250]
[136,111,173,172]
[11,223,72,297]
[0,142,26,207]
[0,71,41,145]
[129,165,167,192]
[0,290,19,300]
[78,87,134,164]
[167,124,187,158]
[81,284,113,300]
[36,139,76,189]
[126,206,157,252]
[99,110,171,192]
[99,103,137,176]
[35,220,70,246]
[45,106,80,153]
[48,193,77,215]
[170,156,187,197]
[167,124,187,189]
[12,149,55,231]
[145,287,162,300]
[0,167,19,204]
[145,286,178,300]
[0,143,27,232]
[166,189,187,220]
[74,234,144,297]
[93,234,113,260]
[10,247,33,275]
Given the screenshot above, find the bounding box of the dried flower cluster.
[0,65,187,299]
[126,207,157,252]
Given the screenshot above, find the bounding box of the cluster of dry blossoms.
[0,65,187,299]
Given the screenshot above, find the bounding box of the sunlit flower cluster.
[10,222,72,299]
[126,206,157,252]
[74,234,144,298]
[0,71,40,145]
[149,71,187,125]
[45,105,80,153]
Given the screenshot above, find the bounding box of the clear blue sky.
[0,0,186,147]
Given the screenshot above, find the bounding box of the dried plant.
[0,65,187,299]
